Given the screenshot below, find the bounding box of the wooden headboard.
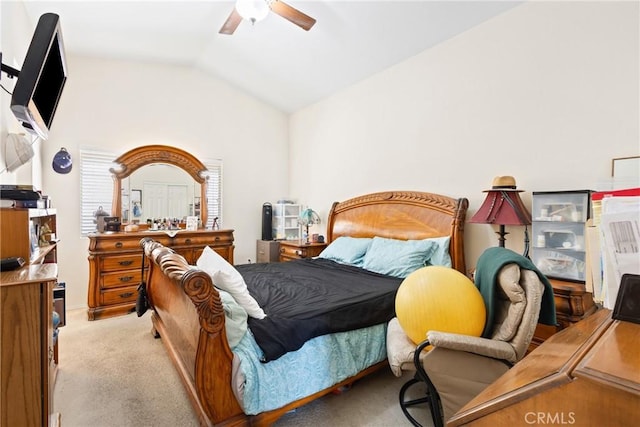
[326,191,468,274]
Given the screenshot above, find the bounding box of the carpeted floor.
[54,309,433,427]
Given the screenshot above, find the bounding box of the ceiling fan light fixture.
[236,0,270,24]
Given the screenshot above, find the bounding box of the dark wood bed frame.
[141,191,468,426]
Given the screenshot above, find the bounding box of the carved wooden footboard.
[141,191,469,426]
[142,238,245,425]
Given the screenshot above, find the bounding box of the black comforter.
[235,258,403,362]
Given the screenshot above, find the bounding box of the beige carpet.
[54,309,433,426]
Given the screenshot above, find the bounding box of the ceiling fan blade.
[219,8,242,35]
[270,0,316,31]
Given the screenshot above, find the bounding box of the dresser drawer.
[100,254,142,272]
[101,285,138,306]
[172,232,234,248]
[101,270,142,289]
[91,235,171,252]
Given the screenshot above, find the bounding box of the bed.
[141,190,468,426]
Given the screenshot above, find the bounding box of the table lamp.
[298,208,321,244]
[470,176,532,256]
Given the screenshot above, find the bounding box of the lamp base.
[497,225,509,248]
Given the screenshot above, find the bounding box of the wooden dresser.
[1,264,60,427]
[87,229,234,320]
[449,309,640,426]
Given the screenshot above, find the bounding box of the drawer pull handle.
[280,248,285,253]
[119,292,134,298]
[215,236,220,241]
[115,242,123,248]
[119,260,133,266]
[119,276,133,282]
[185,239,191,244]
[296,250,302,256]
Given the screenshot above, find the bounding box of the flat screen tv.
[10,13,68,140]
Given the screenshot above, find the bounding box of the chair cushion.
[423,347,511,421]
[387,317,428,376]
[491,263,526,342]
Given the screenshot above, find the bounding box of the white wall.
[0,1,42,184]
[289,1,639,271]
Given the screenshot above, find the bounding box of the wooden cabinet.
[449,309,640,426]
[256,240,280,263]
[1,264,60,427]
[278,240,327,262]
[0,208,58,264]
[87,229,235,320]
[529,278,597,351]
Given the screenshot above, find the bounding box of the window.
[80,148,223,236]
[202,159,223,229]
[80,148,116,236]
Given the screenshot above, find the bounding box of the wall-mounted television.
[8,13,68,140]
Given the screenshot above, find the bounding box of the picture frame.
[186,216,198,231]
[612,156,640,179]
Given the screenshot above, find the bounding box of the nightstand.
[278,240,327,262]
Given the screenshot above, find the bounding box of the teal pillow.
[319,236,372,267]
[217,289,248,349]
[362,237,438,278]
[424,236,452,268]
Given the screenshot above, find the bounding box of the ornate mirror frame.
[110,145,208,226]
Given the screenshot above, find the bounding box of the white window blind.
[80,149,116,236]
[202,159,223,229]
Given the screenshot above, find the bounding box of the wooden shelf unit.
[1,264,60,427]
[0,208,58,264]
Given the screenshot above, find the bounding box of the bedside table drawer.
[278,241,327,261]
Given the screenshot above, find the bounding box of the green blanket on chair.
[475,247,557,338]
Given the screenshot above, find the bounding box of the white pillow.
[196,246,266,319]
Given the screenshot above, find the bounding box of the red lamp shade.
[470,190,531,226]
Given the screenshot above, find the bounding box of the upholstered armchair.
[388,248,555,427]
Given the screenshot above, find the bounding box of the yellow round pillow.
[395,266,486,345]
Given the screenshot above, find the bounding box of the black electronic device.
[613,273,640,324]
[1,256,25,272]
[0,187,41,201]
[1,13,68,140]
[262,202,273,241]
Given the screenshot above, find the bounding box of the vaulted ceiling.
[19,1,523,112]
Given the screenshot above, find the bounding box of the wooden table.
[449,308,640,426]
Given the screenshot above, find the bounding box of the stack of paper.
[588,188,640,309]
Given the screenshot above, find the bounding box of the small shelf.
[531,190,592,282]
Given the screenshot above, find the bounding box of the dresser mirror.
[110,145,208,227]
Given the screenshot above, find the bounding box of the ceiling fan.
[219,0,317,35]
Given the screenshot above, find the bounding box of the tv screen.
[10,13,68,140]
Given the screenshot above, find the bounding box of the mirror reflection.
[121,164,201,223]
